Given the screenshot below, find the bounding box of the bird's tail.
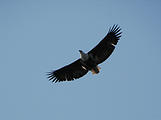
[91,66,101,74]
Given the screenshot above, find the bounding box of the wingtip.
[108,24,122,35]
[47,71,58,83]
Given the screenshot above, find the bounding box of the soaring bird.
[48,25,122,83]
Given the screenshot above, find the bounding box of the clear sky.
[0,0,161,120]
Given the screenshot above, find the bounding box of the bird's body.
[79,51,100,74]
[48,25,122,83]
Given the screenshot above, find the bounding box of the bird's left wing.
[48,59,88,83]
[88,25,122,64]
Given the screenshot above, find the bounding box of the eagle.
[48,25,122,83]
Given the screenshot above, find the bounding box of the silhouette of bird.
[48,25,122,83]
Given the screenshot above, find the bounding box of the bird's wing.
[48,59,88,83]
[88,25,122,64]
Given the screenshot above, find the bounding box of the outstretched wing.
[48,59,88,83]
[88,24,122,64]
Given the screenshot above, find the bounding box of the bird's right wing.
[48,59,88,83]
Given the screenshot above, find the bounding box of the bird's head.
[79,50,85,56]
[79,50,88,61]
[79,50,83,54]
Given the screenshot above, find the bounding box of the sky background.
[0,0,161,120]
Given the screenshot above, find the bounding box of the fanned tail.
[91,66,101,74]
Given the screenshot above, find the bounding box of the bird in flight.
[48,25,122,83]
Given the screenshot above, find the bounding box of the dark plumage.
[48,59,88,82]
[88,25,122,64]
[48,25,122,83]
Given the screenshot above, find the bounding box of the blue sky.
[0,0,161,120]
